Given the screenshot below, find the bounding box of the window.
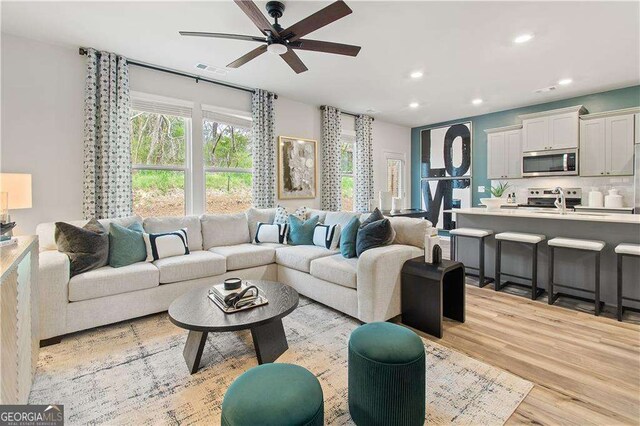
[130,103,191,217]
[203,107,253,213]
[340,135,355,211]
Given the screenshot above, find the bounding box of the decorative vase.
[480,197,507,211]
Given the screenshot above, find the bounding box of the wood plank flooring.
[406,284,640,425]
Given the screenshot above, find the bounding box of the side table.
[401,257,465,338]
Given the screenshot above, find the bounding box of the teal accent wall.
[411,85,640,208]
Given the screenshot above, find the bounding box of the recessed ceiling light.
[410,71,424,79]
[472,98,483,105]
[558,78,573,86]
[513,33,534,44]
[409,102,420,108]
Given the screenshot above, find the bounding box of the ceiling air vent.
[194,63,228,76]
[534,85,557,94]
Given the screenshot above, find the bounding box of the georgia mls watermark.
[0,405,63,426]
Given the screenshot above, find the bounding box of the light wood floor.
[408,284,640,425]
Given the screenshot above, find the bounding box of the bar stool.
[615,243,640,321]
[494,232,546,300]
[449,228,494,287]
[548,237,605,316]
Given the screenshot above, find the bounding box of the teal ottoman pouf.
[221,363,323,426]
[348,322,426,426]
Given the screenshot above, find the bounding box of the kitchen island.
[448,207,640,306]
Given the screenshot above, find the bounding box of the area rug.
[30,297,532,425]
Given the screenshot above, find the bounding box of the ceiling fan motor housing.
[266,1,285,20]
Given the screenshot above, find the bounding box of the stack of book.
[208,281,267,313]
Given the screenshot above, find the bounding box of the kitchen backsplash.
[491,176,635,208]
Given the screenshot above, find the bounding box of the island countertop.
[445,207,640,225]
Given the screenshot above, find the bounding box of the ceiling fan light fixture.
[267,42,288,55]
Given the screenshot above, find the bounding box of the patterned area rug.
[30,297,532,425]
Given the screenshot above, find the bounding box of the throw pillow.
[288,215,319,246]
[312,224,341,250]
[360,207,384,228]
[55,218,109,277]
[255,222,288,244]
[143,228,190,261]
[340,216,360,258]
[274,205,309,225]
[356,218,393,257]
[109,222,146,268]
[247,207,276,242]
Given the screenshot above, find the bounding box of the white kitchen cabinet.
[580,112,635,176]
[520,105,586,152]
[486,126,522,179]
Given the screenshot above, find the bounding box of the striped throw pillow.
[143,228,189,261]
[312,224,341,250]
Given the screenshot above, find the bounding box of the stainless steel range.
[518,188,582,210]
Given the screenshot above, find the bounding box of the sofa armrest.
[356,244,423,323]
[39,250,70,340]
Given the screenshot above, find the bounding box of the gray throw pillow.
[356,218,392,257]
[55,218,109,277]
[360,207,384,228]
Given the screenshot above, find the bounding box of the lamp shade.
[0,173,32,209]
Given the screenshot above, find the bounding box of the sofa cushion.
[69,262,159,302]
[275,245,337,273]
[310,254,358,289]
[247,208,276,242]
[324,211,360,229]
[201,213,250,249]
[209,243,276,271]
[143,216,203,252]
[153,250,226,284]
[389,217,431,249]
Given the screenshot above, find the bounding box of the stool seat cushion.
[548,237,605,251]
[349,322,424,364]
[449,228,493,238]
[221,363,323,426]
[495,232,546,244]
[615,243,640,256]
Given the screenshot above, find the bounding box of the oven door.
[522,150,578,177]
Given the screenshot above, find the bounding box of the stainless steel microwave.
[522,148,578,177]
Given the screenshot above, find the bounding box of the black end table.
[401,257,465,338]
[168,280,298,374]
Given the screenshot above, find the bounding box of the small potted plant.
[480,181,510,211]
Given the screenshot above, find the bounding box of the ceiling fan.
[179,0,361,74]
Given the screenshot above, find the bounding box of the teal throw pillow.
[340,216,360,258]
[288,215,319,246]
[109,222,146,268]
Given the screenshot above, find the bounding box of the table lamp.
[0,173,32,238]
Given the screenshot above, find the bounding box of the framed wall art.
[278,136,317,200]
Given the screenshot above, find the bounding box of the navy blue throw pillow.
[356,218,392,257]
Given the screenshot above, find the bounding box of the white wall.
[1,33,411,234]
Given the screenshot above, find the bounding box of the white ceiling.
[2,1,639,127]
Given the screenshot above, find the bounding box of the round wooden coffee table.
[168,280,299,374]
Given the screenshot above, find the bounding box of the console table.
[1,236,39,403]
[401,257,465,338]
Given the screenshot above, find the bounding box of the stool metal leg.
[494,240,501,291]
[548,246,555,305]
[478,236,486,287]
[450,235,455,261]
[531,243,538,300]
[595,252,601,316]
[617,253,623,322]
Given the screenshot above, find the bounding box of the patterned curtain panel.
[355,115,374,212]
[251,89,277,208]
[83,49,132,219]
[321,106,342,211]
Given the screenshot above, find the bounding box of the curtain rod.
[78,47,277,99]
[319,105,374,121]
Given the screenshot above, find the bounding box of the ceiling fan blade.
[280,49,308,74]
[290,39,361,56]
[227,45,268,68]
[280,0,352,42]
[179,31,267,43]
[233,0,280,36]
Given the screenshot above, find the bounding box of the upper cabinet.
[486,125,522,179]
[520,105,587,152]
[580,108,638,177]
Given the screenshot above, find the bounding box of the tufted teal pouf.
[348,322,425,426]
[221,363,323,426]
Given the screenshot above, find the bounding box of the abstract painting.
[278,136,317,199]
[420,122,472,229]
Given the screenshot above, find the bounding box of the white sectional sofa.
[36,209,431,342]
